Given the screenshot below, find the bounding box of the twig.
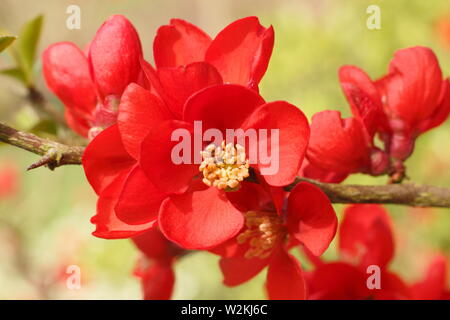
[0,122,83,170]
[0,122,450,208]
[286,178,450,208]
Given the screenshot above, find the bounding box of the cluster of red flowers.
[43,15,450,299]
[307,204,449,300]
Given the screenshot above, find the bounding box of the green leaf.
[17,15,44,85]
[30,119,58,136]
[0,67,26,83]
[0,35,17,53]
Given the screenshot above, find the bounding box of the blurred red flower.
[0,162,19,199]
[307,204,410,300]
[132,228,184,300]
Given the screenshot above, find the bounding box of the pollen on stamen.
[199,141,250,191]
[237,211,283,259]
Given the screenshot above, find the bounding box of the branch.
[0,122,83,170]
[0,122,449,208]
[286,178,450,208]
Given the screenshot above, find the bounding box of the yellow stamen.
[199,141,250,191]
[237,211,284,259]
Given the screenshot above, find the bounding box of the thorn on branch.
[26,148,61,171]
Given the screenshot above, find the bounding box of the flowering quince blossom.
[307,46,450,180]
[42,15,145,138]
[132,228,184,300]
[211,180,337,300]
[81,16,300,246]
[83,18,309,249]
[307,204,410,300]
[120,83,309,250]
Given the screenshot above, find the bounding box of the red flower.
[410,254,450,300]
[307,47,450,179]
[82,17,278,240]
[132,228,184,300]
[43,15,145,138]
[307,66,390,177]
[307,204,410,300]
[376,46,450,160]
[127,84,310,249]
[0,162,19,199]
[212,180,337,300]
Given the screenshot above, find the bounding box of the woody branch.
[0,122,449,208]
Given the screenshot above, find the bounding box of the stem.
[286,177,450,208]
[1,122,450,208]
[0,122,84,170]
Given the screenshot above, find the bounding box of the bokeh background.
[0,0,449,299]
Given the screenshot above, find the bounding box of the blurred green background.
[0,0,449,299]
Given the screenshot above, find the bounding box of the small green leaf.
[0,35,17,53]
[17,15,44,85]
[30,119,58,136]
[0,67,26,83]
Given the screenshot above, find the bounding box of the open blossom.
[307,46,450,178]
[81,16,287,245]
[43,15,145,138]
[132,228,184,300]
[212,180,337,300]
[307,204,410,300]
[113,83,310,250]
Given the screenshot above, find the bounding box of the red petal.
[115,165,167,225]
[117,83,172,159]
[82,125,135,195]
[65,110,91,137]
[159,187,244,249]
[42,42,96,133]
[89,15,143,98]
[287,182,337,256]
[136,260,175,300]
[92,169,154,239]
[298,158,348,183]
[339,65,389,137]
[307,110,371,173]
[140,120,198,194]
[307,262,369,300]
[266,249,306,300]
[157,62,223,118]
[132,228,174,260]
[411,254,448,300]
[183,84,265,132]
[339,204,394,269]
[242,101,309,186]
[153,19,211,68]
[219,250,269,286]
[418,79,450,133]
[226,181,276,213]
[206,17,274,88]
[376,46,444,130]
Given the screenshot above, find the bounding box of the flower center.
[237,211,284,259]
[199,141,250,191]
